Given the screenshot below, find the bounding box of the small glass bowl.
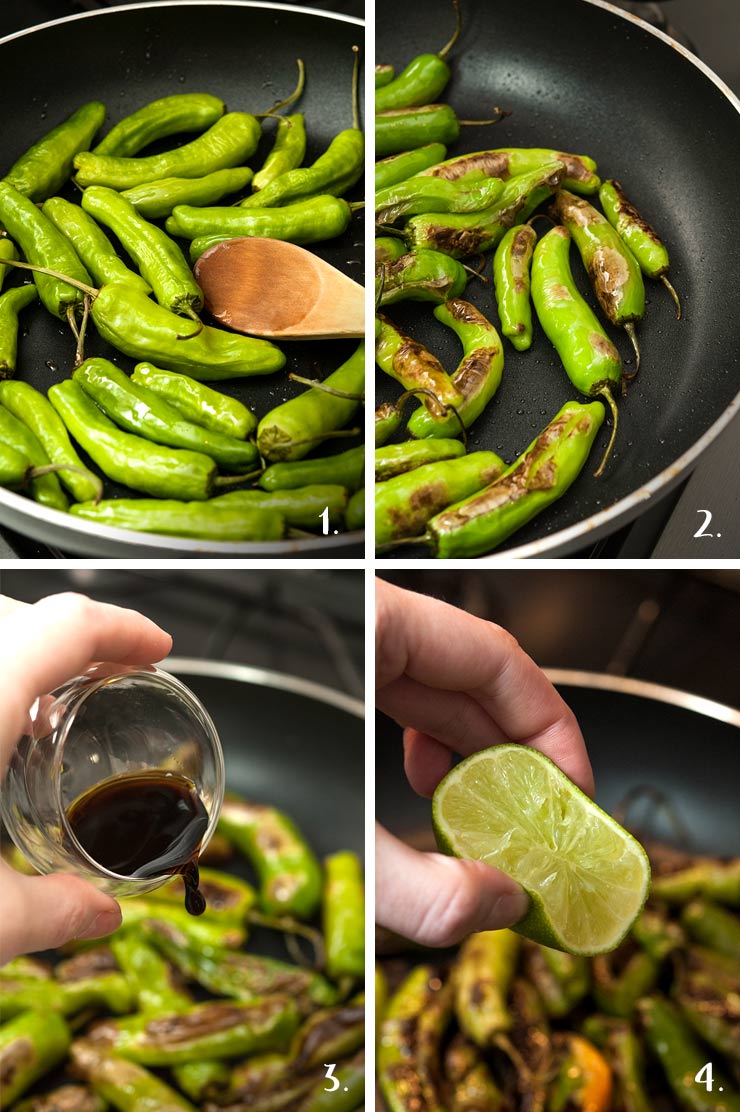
[0,663,224,897]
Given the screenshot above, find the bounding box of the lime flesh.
[432,744,650,956]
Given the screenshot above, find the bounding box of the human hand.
[375,578,593,947]
[0,592,172,965]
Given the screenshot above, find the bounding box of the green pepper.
[4,101,105,201]
[531,224,621,476]
[216,486,349,530]
[377,965,451,1112]
[376,314,462,412]
[49,379,231,501]
[376,249,469,307]
[0,282,37,377]
[72,1040,198,1112]
[0,183,91,321]
[407,299,504,438]
[376,438,465,481]
[145,866,256,923]
[81,187,202,317]
[42,196,152,295]
[675,949,740,1066]
[601,1023,653,1112]
[444,1034,509,1112]
[171,1059,231,1102]
[259,445,364,493]
[681,899,740,958]
[0,402,69,512]
[115,898,246,949]
[421,400,605,558]
[375,401,404,446]
[591,943,658,1017]
[0,236,18,291]
[346,487,365,530]
[375,174,503,223]
[75,112,260,189]
[524,944,591,1018]
[252,61,309,192]
[0,968,133,1020]
[419,146,601,194]
[631,906,685,961]
[120,166,254,219]
[109,931,191,1014]
[0,1010,71,1106]
[405,161,565,258]
[93,92,225,157]
[73,358,258,472]
[88,997,300,1065]
[599,178,681,317]
[509,977,552,1093]
[639,995,740,1111]
[290,1003,365,1069]
[552,189,645,372]
[0,957,52,981]
[652,861,740,907]
[375,143,448,191]
[376,64,395,88]
[375,105,462,158]
[131,363,256,440]
[375,451,504,546]
[256,341,363,461]
[71,496,285,542]
[375,237,408,268]
[143,920,336,1014]
[12,1084,106,1112]
[375,2,460,112]
[0,380,102,502]
[454,929,519,1044]
[218,797,322,920]
[168,194,352,246]
[323,851,365,982]
[493,223,537,351]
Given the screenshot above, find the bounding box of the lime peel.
[432,744,650,956]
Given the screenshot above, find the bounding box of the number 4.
[695,1062,714,1092]
[324,1064,339,1092]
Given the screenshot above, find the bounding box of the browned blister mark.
[428,152,512,181]
[611,179,662,246]
[453,347,500,401]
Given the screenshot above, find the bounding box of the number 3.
[694,510,714,538]
[324,1064,339,1092]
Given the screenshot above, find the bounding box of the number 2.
[695,1062,714,1091]
[694,509,714,538]
[320,507,329,535]
[324,1064,339,1092]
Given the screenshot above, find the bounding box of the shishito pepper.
[256,342,363,462]
[71,497,286,543]
[121,167,254,219]
[0,966,133,1020]
[681,899,740,958]
[631,906,685,961]
[376,249,468,307]
[444,1033,509,1112]
[651,861,740,907]
[71,1039,198,1112]
[12,1085,106,1112]
[218,796,322,919]
[419,146,601,194]
[169,195,352,245]
[0,237,19,291]
[591,942,658,1017]
[524,944,590,1018]
[375,451,504,547]
[0,402,69,512]
[0,1010,71,1106]
[453,929,519,1045]
[375,143,448,191]
[93,92,225,157]
[73,359,258,472]
[377,965,452,1112]
[375,438,465,482]
[131,363,256,440]
[375,1,461,112]
[323,851,365,982]
[143,919,336,1014]
[582,1019,652,1112]
[407,299,504,439]
[375,174,503,224]
[87,996,300,1065]
[145,866,256,923]
[109,931,191,1015]
[115,898,246,950]
[4,101,105,201]
[0,282,38,378]
[346,487,365,530]
[417,400,604,557]
[43,196,152,295]
[376,314,462,413]
[674,946,740,1066]
[171,1059,231,1103]
[493,223,538,351]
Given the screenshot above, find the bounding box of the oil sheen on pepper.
[65,770,208,915]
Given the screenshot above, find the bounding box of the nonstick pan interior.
[0,2,365,556]
[376,673,740,857]
[375,0,740,557]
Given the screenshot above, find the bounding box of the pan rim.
[376,0,740,560]
[545,667,740,728]
[165,654,365,717]
[0,0,364,47]
[0,0,365,556]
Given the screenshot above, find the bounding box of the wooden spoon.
[194,237,364,340]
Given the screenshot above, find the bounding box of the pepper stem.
[259,58,306,117]
[439,0,462,60]
[593,386,619,479]
[27,463,103,504]
[623,321,641,378]
[350,45,361,131]
[0,256,98,298]
[71,295,92,368]
[213,471,263,488]
[660,274,681,320]
[459,107,510,126]
[375,533,431,551]
[246,910,326,970]
[288,373,364,401]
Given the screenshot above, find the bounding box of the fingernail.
[491,887,529,927]
[77,909,122,940]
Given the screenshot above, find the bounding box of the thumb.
[2,872,121,962]
[376,824,528,948]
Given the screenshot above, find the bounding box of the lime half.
[432,744,650,956]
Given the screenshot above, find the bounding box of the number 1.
[320,507,329,535]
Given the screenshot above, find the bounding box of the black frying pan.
[375,0,740,558]
[0,2,365,557]
[376,671,740,856]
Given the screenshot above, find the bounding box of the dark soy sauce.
[66,770,209,915]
